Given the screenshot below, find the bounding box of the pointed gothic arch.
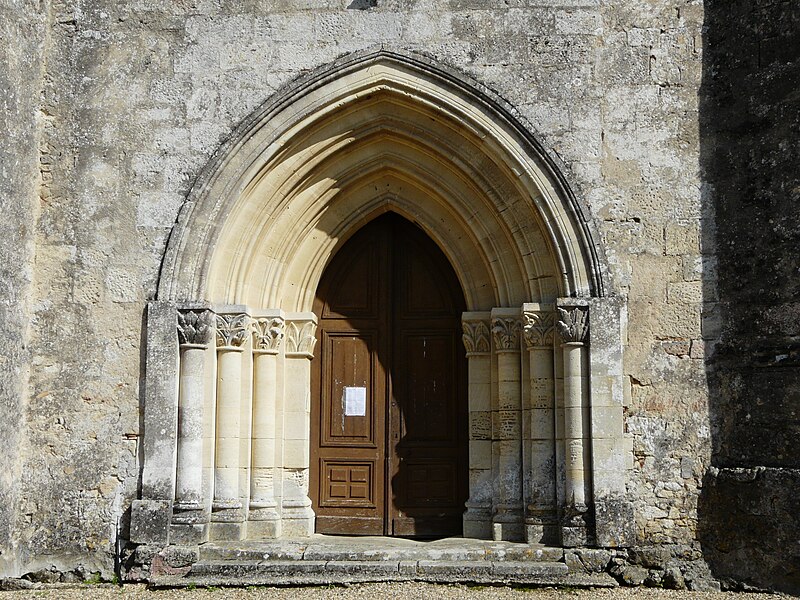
[158,48,607,307]
[132,49,632,551]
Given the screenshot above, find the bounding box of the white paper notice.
[343,386,367,417]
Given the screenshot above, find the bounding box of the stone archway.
[130,49,632,551]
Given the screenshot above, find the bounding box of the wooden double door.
[311,213,468,537]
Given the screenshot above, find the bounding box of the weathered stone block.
[665,221,700,255]
[130,499,172,545]
[162,545,199,568]
[619,565,648,586]
[595,496,636,548]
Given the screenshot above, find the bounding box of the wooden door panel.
[316,515,384,535]
[402,264,451,316]
[321,237,381,320]
[395,331,458,444]
[396,228,458,317]
[401,459,458,505]
[319,460,377,508]
[392,515,464,537]
[321,330,379,447]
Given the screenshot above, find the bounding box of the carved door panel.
[311,213,467,537]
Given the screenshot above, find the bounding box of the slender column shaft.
[209,312,250,541]
[563,342,587,507]
[461,313,492,539]
[214,347,244,508]
[522,305,558,544]
[171,308,215,544]
[251,350,278,508]
[553,343,566,508]
[249,314,284,535]
[175,344,207,507]
[495,351,522,508]
[491,311,523,542]
[556,304,590,547]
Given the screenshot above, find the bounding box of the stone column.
[461,313,492,539]
[522,305,558,545]
[172,308,214,543]
[556,304,590,546]
[210,312,250,541]
[248,313,284,538]
[281,313,317,537]
[490,308,523,541]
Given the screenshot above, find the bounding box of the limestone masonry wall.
[0,0,794,592]
[0,0,49,577]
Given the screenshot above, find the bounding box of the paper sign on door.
[343,386,367,417]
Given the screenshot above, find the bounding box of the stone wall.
[698,0,800,593]
[0,0,718,584]
[0,0,49,576]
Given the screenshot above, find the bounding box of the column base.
[492,521,524,542]
[560,525,589,547]
[281,499,314,537]
[525,509,559,545]
[209,506,246,541]
[248,506,282,539]
[463,504,492,539]
[171,506,209,544]
[560,504,590,547]
[492,505,524,542]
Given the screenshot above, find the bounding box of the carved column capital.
[215,313,251,349]
[556,306,589,345]
[462,320,491,356]
[285,317,317,358]
[492,317,522,352]
[177,309,214,347]
[253,316,285,354]
[523,309,555,349]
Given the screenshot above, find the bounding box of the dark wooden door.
[311,213,468,537]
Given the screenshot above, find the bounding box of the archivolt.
[158,49,606,310]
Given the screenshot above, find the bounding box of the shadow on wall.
[698,0,800,594]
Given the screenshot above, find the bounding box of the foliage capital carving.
[215,313,251,348]
[253,317,285,353]
[177,309,214,346]
[285,319,317,357]
[556,306,589,344]
[492,317,522,352]
[523,310,555,349]
[462,320,490,355]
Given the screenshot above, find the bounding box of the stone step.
[151,558,618,588]
[199,540,566,563]
[191,559,569,577]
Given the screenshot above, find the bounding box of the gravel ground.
[0,583,788,599]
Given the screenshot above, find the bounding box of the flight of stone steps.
[149,537,617,588]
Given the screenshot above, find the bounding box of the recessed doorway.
[310,213,468,537]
